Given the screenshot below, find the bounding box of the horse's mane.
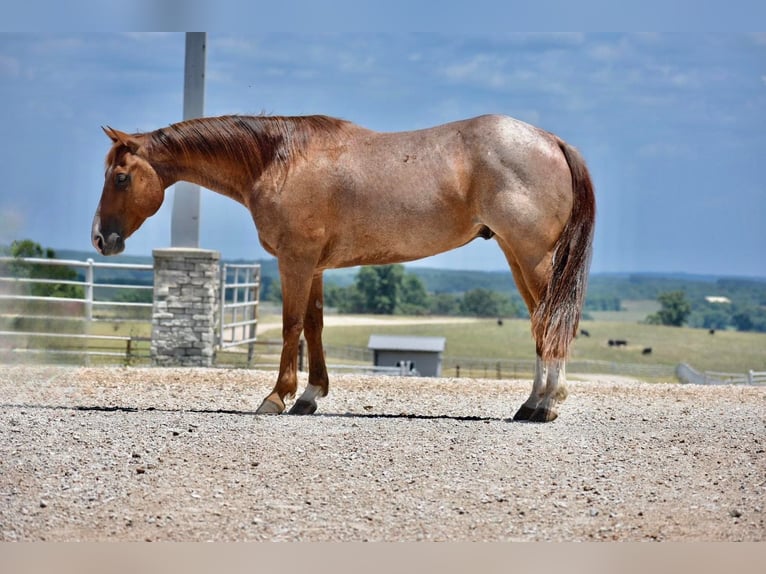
[146,114,351,177]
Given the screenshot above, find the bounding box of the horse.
[92,113,595,422]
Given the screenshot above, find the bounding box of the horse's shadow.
[3,402,507,423]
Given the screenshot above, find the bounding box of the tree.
[262,276,282,303]
[5,239,84,299]
[731,307,766,332]
[460,288,517,318]
[429,292,461,316]
[398,274,429,315]
[731,310,753,332]
[646,290,691,327]
[355,264,405,314]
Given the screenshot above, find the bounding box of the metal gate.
[218,263,261,364]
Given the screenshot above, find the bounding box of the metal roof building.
[367,334,446,377]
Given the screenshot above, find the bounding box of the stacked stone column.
[151,248,220,367]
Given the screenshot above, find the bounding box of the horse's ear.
[102,126,140,153]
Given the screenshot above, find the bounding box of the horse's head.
[92,127,165,255]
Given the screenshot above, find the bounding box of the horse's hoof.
[288,399,317,415]
[529,407,558,423]
[512,404,536,421]
[255,397,285,415]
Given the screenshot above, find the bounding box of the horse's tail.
[531,137,596,361]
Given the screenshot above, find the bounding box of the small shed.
[367,334,446,377]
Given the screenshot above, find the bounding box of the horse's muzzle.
[93,230,125,256]
[92,217,125,256]
[93,229,125,255]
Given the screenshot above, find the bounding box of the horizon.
[38,246,766,282]
[1,32,764,278]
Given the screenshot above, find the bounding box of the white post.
[85,258,94,322]
[171,32,206,248]
[219,263,225,348]
[748,370,754,385]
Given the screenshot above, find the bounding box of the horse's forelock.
[104,142,128,170]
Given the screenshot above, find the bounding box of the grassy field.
[256,312,766,375]
[4,304,764,378]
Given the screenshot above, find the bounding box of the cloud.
[442,53,511,89]
[587,36,633,63]
[0,54,20,78]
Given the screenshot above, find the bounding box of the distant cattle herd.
[576,329,653,355]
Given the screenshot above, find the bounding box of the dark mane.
[147,114,350,177]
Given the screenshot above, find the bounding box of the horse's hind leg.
[513,355,568,422]
[500,246,568,422]
[289,273,329,415]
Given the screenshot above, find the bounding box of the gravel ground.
[0,365,764,541]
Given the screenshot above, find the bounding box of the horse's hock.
[151,248,220,367]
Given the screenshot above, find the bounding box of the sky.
[0,32,764,277]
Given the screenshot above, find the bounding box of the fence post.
[85,258,94,322]
[219,263,226,348]
[151,248,220,367]
[247,266,258,367]
[748,370,754,385]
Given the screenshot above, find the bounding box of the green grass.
[5,306,765,377]
[258,314,766,375]
[574,319,766,372]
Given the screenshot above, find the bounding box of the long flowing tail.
[531,138,596,360]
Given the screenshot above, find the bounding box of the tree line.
[265,264,522,318]
[645,289,766,332]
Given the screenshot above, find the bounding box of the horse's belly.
[321,217,478,269]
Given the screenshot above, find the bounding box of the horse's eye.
[115,173,130,187]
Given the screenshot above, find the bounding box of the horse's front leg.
[255,263,315,415]
[513,355,568,422]
[289,273,329,415]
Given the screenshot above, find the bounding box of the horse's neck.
[151,142,253,204]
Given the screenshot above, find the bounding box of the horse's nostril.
[93,231,106,254]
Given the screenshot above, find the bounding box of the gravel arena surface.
[0,365,764,542]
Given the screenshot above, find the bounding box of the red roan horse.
[92,114,595,422]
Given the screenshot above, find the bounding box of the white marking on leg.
[297,383,323,404]
[539,359,568,413]
[523,355,547,409]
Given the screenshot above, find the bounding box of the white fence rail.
[676,363,766,385]
[2,256,263,365]
[0,256,154,363]
[218,263,261,366]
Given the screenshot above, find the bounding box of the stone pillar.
[151,248,220,367]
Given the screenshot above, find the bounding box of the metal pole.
[171,32,206,248]
[85,258,94,322]
[219,263,226,348]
